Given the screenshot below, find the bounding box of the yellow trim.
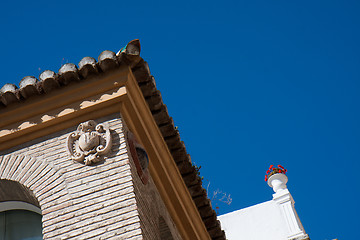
[122,71,211,240]
[0,67,211,240]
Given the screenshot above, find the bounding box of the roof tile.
[98,50,118,72]
[39,70,59,93]
[58,63,80,85]
[78,56,98,78]
[0,83,19,106]
[19,76,40,99]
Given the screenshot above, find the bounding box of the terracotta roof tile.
[19,76,40,99]
[39,70,60,93]
[58,63,80,85]
[0,83,19,106]
[78,57,98,78]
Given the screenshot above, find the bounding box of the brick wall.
[0,113,183,239]
[0,114,140,239]
[129,149,182,240]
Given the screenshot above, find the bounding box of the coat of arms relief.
[66,120,112,165]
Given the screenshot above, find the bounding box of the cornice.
[0,68,129,151]
[0,40,225,239]
[121,71,211,239]
[0,67,211,240]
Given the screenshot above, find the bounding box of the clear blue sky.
[1,1,359,239]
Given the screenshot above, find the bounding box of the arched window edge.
[0,201,42,215]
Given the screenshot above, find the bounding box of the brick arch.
[0,154,73,237]
[0,179,40,208]
[159,216,175,240]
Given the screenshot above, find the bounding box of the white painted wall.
[219,173,309,240]
[219,200,288,240]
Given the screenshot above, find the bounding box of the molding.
[0,68,128,130]
[121,71,211,240]
[273,189,308,240]
[0,201,42,215]
[0,67,210,240]
[0,68,128,151]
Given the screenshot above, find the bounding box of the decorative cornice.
[0,70,128,151]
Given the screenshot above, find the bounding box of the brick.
[0,114,184,240]
[12,156,32,182]
[6,155,24,179]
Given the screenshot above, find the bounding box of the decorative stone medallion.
[126,130,149,184]
[66,120,112,165]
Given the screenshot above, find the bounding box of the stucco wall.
[219,200,289,240]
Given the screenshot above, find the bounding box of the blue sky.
[1,1,359,239]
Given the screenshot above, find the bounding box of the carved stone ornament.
[66,120,112,165]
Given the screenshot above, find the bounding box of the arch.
[0,179,39,208]
[0,154,73,237]
[0,155,71,205]
[0,179,43,239]
[0,201,42,215]
[159,216,175,240]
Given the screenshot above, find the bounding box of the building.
[0,40,225,239]
[219,168,310,240]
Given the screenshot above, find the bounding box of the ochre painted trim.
[120,72,211,240]
[0,69,128,129]
[0,67,211,240]
[0,68,129,151]
[0,87,127,137]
